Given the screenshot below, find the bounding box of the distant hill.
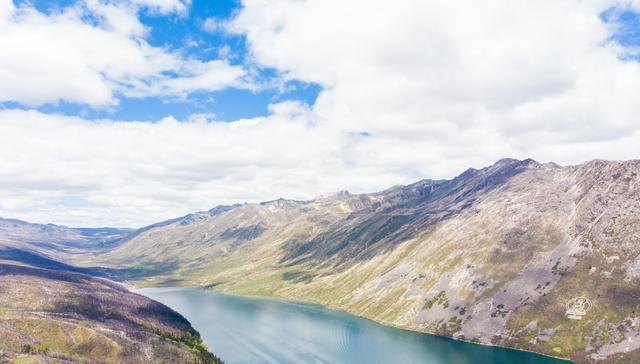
[0,217,131,253]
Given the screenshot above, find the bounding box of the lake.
[139,287,569,364]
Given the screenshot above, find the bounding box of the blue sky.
[2,0,637,123]
[4,0,322,121]
[603,6,640,61]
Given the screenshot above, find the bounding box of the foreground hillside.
[80,158,640,363]
[0,263,221,363]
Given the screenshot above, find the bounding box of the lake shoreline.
[136,286,573,364]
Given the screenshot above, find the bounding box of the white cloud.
[0,106,384,227]
[202,17,226,33]
[124,59,251,97]
[130,0,190,14]
[0,0,15,19]
[0,0,247,106]
[226,0,640,167]
[2,0,640,227]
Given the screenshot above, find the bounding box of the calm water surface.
[139,287,569,364]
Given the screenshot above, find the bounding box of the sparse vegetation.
[0,263,221,364]
[424,291,449,310]
[149,326,223,364]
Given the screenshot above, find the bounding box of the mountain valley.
[2,158,640,363]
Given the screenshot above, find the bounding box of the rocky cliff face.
[5,158,640,363]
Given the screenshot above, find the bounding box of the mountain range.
[2,158,640,363]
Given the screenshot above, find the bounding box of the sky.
[0,0,640,228]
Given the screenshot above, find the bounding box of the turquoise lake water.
[139,287,569,364]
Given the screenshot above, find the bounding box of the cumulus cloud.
[0,0,247,106]
[2,0,640,227]
[0,106,407,227]
[226,0,640,169]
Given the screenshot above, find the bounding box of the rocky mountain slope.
[3,158,639,363]
[0,263,221,363]
[78,158,640,363]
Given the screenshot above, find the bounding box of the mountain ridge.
[3,157,640,363]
